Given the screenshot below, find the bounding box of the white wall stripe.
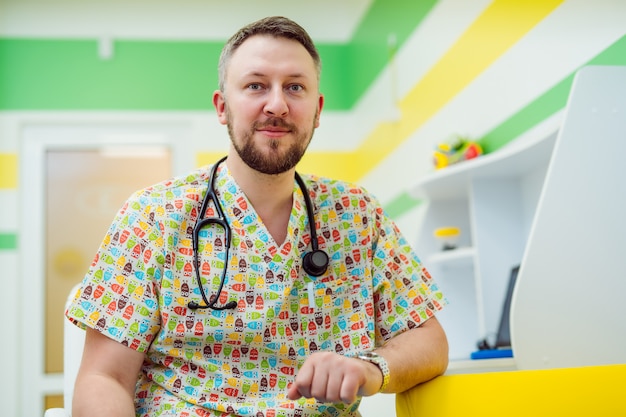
[0,190,18,232]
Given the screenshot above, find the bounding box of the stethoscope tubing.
[189,156,327,310]
[190,157,235,310]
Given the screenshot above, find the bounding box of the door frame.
[19,120,193,416]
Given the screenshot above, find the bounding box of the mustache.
[253,118,296,130]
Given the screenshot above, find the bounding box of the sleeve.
[65,190,165,353]
[370,203,447,345]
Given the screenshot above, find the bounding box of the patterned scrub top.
[66,163,446,417]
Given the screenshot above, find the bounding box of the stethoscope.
[188,156,330,310]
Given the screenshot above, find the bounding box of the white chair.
[44,284,85,417]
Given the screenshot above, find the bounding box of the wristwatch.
[357,351,390,392]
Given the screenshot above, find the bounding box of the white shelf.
[427,246,475,268]
[446,358,517,375]
[411,131,557,201]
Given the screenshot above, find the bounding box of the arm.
[72,327,146,417]
[287,316,448,404]
[375,315,448,393]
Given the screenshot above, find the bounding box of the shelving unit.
[411,130,557,363]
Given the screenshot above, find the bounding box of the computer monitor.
[495,265,519,349]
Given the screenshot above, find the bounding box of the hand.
[286,351,383,404]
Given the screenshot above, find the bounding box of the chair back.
[63,284,86,412]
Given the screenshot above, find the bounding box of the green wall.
[3,1,625,222]
[385,33,626,218]
[0,0,436,111]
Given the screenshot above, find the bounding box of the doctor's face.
[213,35,324,175]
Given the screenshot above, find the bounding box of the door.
[20,122,191,416]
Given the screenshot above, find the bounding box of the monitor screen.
[495,265,520,348]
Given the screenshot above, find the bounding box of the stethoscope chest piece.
[303,249,329,277]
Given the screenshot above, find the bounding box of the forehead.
[227,35,318,80]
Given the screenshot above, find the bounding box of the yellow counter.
[396,364,626,416]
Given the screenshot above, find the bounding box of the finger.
[309,366,329,401]
[291,361,316,399]
[339,371,360,404]
[286,382,301,400]
[324,369,344,403]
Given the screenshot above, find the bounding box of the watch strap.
[357,351,390,392]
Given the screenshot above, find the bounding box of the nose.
[263,88,289,118]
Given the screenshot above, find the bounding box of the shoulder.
[126,166,211,204]
[301,175,403,242]
[300,174,384,215]
[114,166,212,225]
[300,174,375,201]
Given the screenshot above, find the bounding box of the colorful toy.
[433,136,483,170]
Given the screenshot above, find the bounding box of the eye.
[287,84,304,93]
[247,83,263,91]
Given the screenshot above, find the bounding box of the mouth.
[255,120,293,138]
[257,128,290,139]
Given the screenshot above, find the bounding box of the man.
[68,16,448,417]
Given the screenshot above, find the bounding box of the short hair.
[218,16,321,92]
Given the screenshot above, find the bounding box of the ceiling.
[0,0,372,42]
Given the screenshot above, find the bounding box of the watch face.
[359,352,379,360]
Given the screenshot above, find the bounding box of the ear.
[213,90,228,125]
[315,93,324,128]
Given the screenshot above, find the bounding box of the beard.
[226,106,318,175]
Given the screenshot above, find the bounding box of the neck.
[224,152,295,246]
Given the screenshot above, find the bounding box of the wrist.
[357,351,390,392]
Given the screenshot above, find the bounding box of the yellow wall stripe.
[0,153,18,189]
[197,152,228,168]
[292,152,364,181]
[197,151,365,183]
[351,0,565,182]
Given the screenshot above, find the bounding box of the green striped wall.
[0,153,18,250]
[481,35,626,153]
[0,233,17,250]
[2,1,625,225]
[0,0,437,250]
[385,33,626,219]
[0,0,435,111]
